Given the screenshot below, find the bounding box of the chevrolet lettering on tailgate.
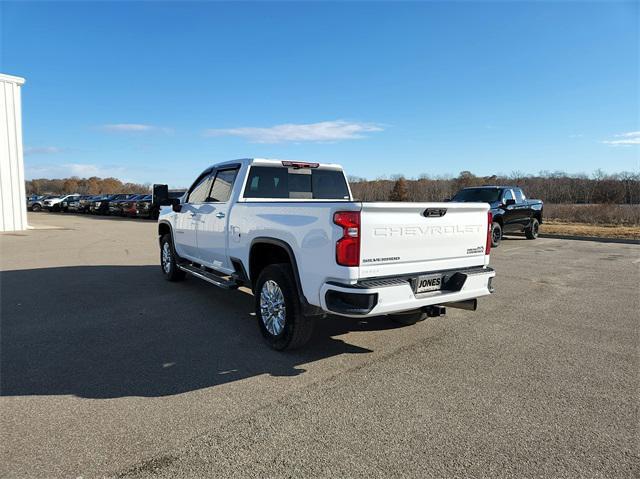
[373,224,483,237]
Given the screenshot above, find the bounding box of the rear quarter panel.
[228,201,360,306]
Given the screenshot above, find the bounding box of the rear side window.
[209,168,238,202]
[243,166,350,200]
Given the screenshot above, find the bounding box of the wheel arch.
[249,237,299,288]
[158,221,173,243]
[533,210,542,224]
[249,237,317,312]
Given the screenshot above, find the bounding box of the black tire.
[31,204,42,212]
[388,310,428,326]
[525,218,539,240]
[160,234,186,282]
[255,263,314,351]
[491,221,502,247]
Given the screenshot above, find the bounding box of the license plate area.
[413,273,444,294]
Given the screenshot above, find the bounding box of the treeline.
[349,170,640,204]
[26,177,151,195]
[25,170,640,204]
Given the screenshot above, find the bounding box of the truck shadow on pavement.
[0,265,397,399]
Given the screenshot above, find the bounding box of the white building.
[0,73,27,232]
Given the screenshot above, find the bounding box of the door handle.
[216,212,226,219]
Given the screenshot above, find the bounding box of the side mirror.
[172,202,182,213]
[153,184,170,206]
[504,198,516,206]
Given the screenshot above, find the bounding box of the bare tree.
[389,177,409,202]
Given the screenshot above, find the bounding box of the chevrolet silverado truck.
[451,186,543,247]
[158,159,496,350]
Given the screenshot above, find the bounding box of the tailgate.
[358,202,490,278]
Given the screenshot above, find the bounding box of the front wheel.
[525,218,540,239]
[491,222,502,247]
[160,234,186,281]
[31,204,42,212]
[255,264,314,350]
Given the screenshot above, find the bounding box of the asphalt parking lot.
[1,212,638,478]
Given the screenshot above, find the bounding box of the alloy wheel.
[492,226,501,244]
[162,241,172,274]
[260,280,286,336]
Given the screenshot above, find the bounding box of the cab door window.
[187,173,214,203]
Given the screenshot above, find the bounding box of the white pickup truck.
[158,158,495,350]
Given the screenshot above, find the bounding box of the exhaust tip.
[445,299,477,311]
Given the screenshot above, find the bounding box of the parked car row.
[26,191,186,219]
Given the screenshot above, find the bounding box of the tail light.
[333,211,360,266]
[281,161,319,169]
[485,211,493,255]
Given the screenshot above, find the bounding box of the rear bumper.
[320,267,495,317]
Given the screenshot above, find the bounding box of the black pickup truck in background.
[450,186,543,247]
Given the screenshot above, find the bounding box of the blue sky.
[2,1,638,187]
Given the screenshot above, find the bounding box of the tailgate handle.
[423,208,447,218]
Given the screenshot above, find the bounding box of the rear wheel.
[491,221,502,247]
[160,234,186,281]
[255,264,314,350]
[31,204,42,212]
[525,218,539,239]
[388,310,427,326]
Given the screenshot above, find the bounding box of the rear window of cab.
[243,166,350,200]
